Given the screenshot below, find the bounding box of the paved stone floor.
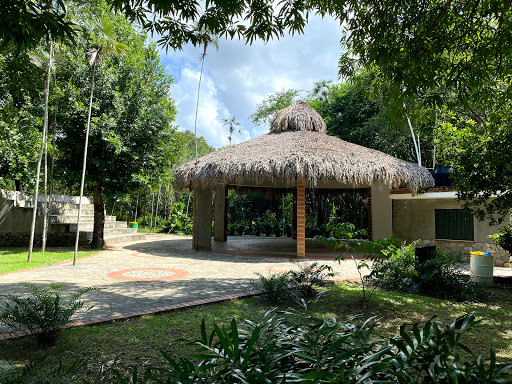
[0,235,366,333]
[1,234,511,334]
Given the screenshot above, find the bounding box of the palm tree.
[193,27,219,161]
[27,44,67,259]
[222,117,241,146]
[73,18,126,264]
[311,80,332,102]
[27,42,55,262]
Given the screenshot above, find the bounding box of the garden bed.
[1,281,511,382]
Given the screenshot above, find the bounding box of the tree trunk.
[317,193,328,227]
[91,181,105,249]
[154,186,161,230]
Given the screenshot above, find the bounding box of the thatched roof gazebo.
[173,100,434,257]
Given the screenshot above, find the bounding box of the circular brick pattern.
[108,268,188,281]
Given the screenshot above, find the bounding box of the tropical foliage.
[114,307,512,383]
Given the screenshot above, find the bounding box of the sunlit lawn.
[0,248,102,274]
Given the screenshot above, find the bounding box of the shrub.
[489,225,512,254]
[416,255,482,301]
[0,356,85,384]
[254,272,291,304]
[160,202,192,235]
[287,262,334,298]
[370,241,419,292]
[371,245,482,301]
[254,262,334,304]
[0,284,97,346]
[113,309,512,383]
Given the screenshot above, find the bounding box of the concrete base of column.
[370,185,392,240]
[194,187,212,250]
[214,184,227,242]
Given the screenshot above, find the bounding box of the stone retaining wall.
[0,232,91,247]
[420,239,510,267]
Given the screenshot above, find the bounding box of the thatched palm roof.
[173,101,434,191]
[272,100,326,133]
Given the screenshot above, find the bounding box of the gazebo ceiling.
[173,101,435,191]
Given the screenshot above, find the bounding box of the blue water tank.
[433,166,453,186]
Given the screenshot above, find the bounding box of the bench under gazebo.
[173,101,434,258]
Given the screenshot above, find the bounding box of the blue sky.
[157,15,343,149]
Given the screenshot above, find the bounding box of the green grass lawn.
[0,248,102,274]
[1,281,511,383]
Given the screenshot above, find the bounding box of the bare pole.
[404,103,421,166]
[73,61,97,265]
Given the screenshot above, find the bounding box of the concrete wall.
[0,194,44,233]
[0,232,91,247]
[393,198,510,266]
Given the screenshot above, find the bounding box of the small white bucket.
[470,252,494,287]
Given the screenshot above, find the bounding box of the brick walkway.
[0,234,365,336]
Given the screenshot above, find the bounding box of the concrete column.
[194,187,212,250]
[296,180,306,258]
[370,184,392,240]
[214,184,227,242]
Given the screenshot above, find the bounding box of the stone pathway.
[1,234,511,337]
[0,234,365,335]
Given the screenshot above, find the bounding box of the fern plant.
[0,284,97,345]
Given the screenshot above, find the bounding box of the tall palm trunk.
[193,57,205,162]
[28,43,53,262]
[73,61,97,264]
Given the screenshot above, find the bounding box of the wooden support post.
[296,180,306,258]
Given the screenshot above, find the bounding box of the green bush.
[489,225,512,254]
[160,202,192,235]
[371,246,481,301]
[254,272,291,304]
[371,242,419,292]
[0,284,97,346]
[113,308,512,383]
[287,262,334,298]
[254,262,334,304]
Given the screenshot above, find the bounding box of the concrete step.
[104,227,139,236]
[104,233,146,246]
[49,207,95,216]
[68,221,128,232]
[50,215,95,224]
[105,216,117,222]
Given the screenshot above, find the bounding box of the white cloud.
[160,15,343,148]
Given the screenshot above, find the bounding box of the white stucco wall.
[392,198,511,266]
